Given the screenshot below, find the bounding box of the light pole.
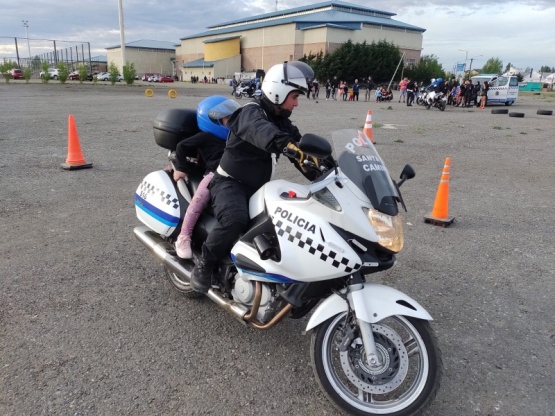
[22,20,31,59]
[468,55,483,75]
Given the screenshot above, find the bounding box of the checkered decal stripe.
[139,181,179,209]
[274,220,361,273]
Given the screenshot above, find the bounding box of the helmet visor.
[208,99,240,122]
[283,61,314,94]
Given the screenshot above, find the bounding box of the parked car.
[10,69,23,79]
[159,75,174,83]
[39,68,60,80]
[142,73,161,81]
[69,71,93,81]
[97,72,123,82]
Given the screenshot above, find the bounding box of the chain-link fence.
[0,37,106,74]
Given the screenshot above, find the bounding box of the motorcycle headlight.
[364,208,404,252]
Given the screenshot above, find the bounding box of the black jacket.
[174,131,226,174]
[219,98,301,189]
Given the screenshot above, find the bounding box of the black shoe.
[190,257,214,293]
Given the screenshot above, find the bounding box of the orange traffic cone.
[424,157,455,227]
[61,115,92,170]
[363,110,376,144]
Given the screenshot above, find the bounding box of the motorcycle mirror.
[397,164,415,187]
[299,134,332,158]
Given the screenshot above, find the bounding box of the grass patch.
[394,139,404,143]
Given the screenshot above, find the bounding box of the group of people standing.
[322,76,375,101]
[445,78,489,109]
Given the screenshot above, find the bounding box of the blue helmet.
[196,96,240,140]
[436,77,443,83]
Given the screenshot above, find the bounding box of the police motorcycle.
[234,81,261,99]
[425,78,447,111]
[134,107,443,415]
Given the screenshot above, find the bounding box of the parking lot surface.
[1,82,554,415]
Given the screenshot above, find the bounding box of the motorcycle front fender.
[305,283,433,332]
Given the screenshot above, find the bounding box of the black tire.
[311,313,443,416]
[426,103,431,110]
[537,109,553,116]
[439,101,446,111]
[491,109,509,114]
[234,91,242,99]
[164,264,203,298]
[509,112,525,118]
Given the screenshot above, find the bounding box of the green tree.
[122,61,137,85]
[23,67,32,83]
[481,58,503,75]
[108,62,120,85]
[301,39,402,84]
[57,62,69,83]
[540,65,553,73]
[0,60,16,83]
[404,55,445,84]
[40,61,50,83]
[78,64,88,83]
[504,62,512,73]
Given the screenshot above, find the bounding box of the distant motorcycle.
[234,84,261,99]
[426,91,447,111]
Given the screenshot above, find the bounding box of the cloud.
[1,0,553,71]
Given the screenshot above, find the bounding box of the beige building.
[106,40,177,76]
[177,0,425,80]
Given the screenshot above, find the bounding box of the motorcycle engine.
[231,277,276,323]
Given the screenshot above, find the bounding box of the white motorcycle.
[425,91,447,111]
[134,112,442,415]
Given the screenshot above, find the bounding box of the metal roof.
[182,58,215,68]
[181,1,424,40]
[106,39,177,50]
[203,36,241,44]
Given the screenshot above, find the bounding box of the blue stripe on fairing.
[134,194,180,226]
[230,254,300,283]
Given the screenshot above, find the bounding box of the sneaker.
[175,235,192,259]
[190,257,214,293]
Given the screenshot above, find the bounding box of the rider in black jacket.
[190,61,316,293]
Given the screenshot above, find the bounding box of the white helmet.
[262,61,314,105]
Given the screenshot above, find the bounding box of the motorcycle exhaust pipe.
[133,225,249,325]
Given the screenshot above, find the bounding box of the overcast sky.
[1,0,554,73]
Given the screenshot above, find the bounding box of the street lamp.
[22,20,31,59]
[468,55,483,75]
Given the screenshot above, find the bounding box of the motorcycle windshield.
[332,130,400,216]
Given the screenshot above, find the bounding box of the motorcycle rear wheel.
[164,265,203,298]
[311,313,442,416]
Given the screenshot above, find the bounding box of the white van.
[471,74,519,106]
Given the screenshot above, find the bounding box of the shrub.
[0,61,16,83]
[123,62,137,85]
[23,67,32,83]
[108,62,120,85]
[40,62,50,83]
[57,62,69,83]
[78,65,88,84]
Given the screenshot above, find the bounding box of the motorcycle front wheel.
[234,91,242,99]
[311,313,442,416]
[439,101,446,111]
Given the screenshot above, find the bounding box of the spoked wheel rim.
[321,312,429,414]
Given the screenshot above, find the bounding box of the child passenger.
[172,96,240,259]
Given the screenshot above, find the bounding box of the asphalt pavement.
[1,81,554,415]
